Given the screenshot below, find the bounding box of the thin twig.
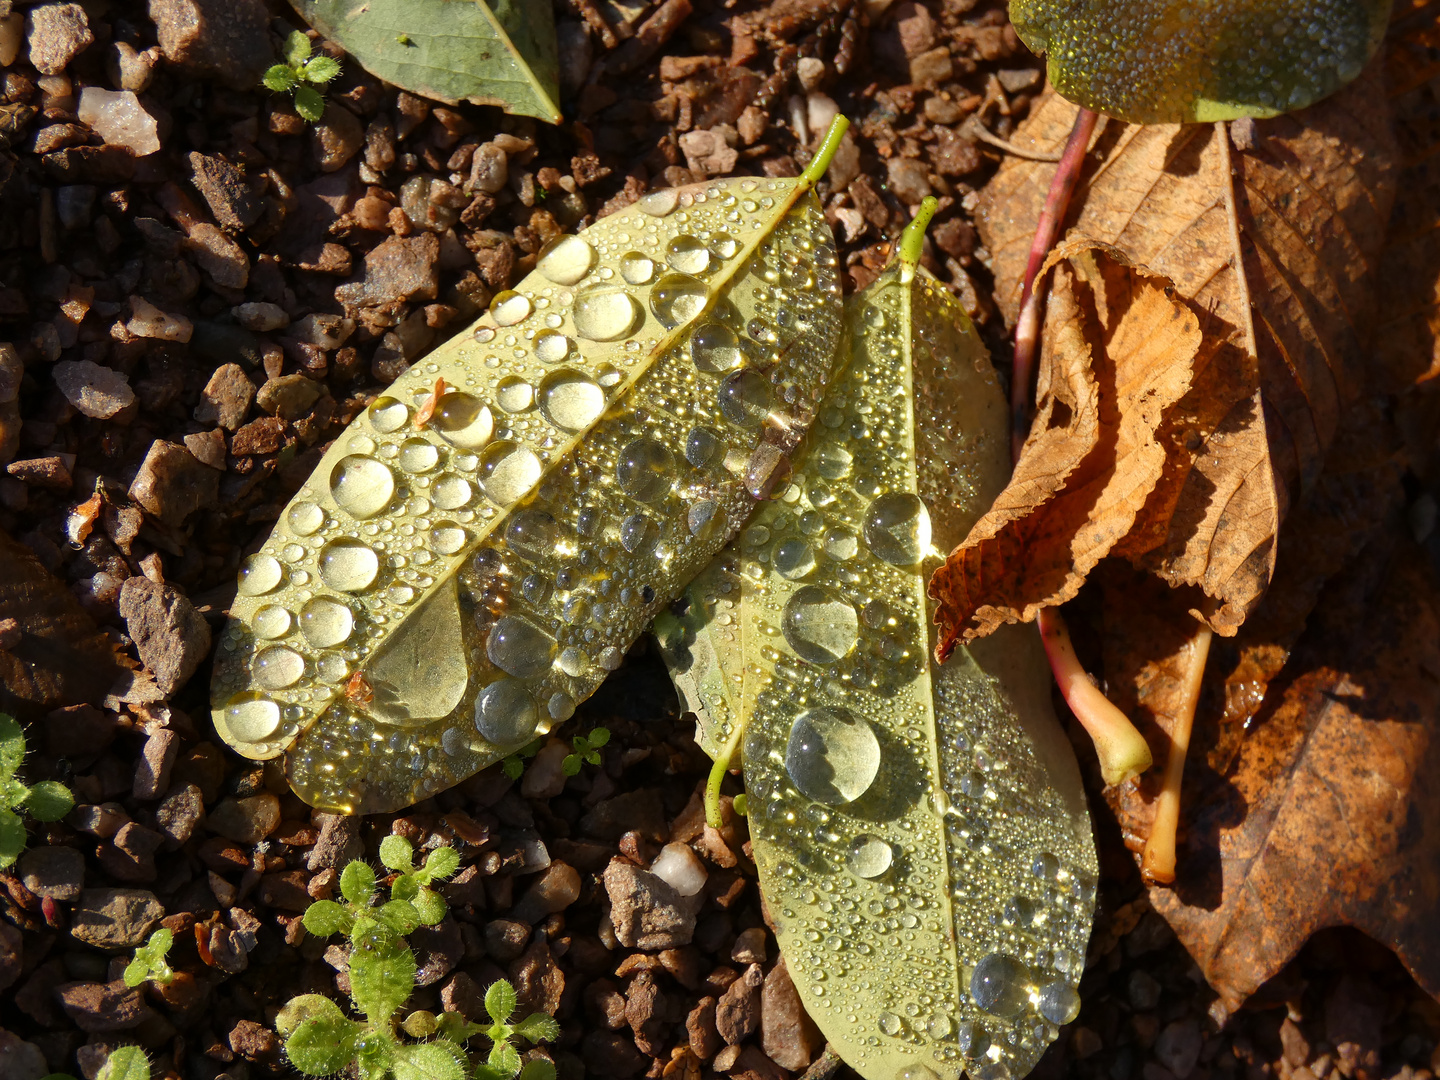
[1141,624,1212,884]
[966,118,1064,163]
[1217,120,1258,360]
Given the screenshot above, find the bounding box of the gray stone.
[149,0,272,90]
[194,363,255,431]
[133,727,180,799]
[18,845,85,902]
[603,858,703,950]
[207,792,280,845]
[155,782,204,847]
[26,3,92,76]
[117,577,211,694]
[128,440,219,525]
[53,359,134,419]
[232,302,288,332]
[1155,1019,1202,1080]
[69,888,164,950]
[467,143,508,194]
[886,156,932,206]
[0,1027,47,1080]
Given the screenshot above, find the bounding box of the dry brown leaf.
[1101,533,1440,1015]
[0,528,123,717]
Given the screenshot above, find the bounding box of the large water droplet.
[318,538,380,592]
[496,376,534,413]
[863,492,932,566]
[691,322,744,373]
[398,438,439,473]
[534,329,572,364]
[433,523,467,555]
[878,1012,903,1037]
[719,370,772,427]
[556,647,588,677]
[774,540,816,579]
[288,501,324,536]
[666,234,711,275]
[814,443,853,480]
[536,234,597,285]
[252,605,292,639]
[969,953,1032,1017]
[478,442,542,504]
[506,509,558,561]
[490,290,532,326]
[1037,981,1080,1025]
[709,232,739,259]
[617,438,675,502]
[638,188,678,216]
[685,427,724,468]
[474,678,539,745]
[253,646,304,690]
[651,273,708,328]
[433,474,472,510]
[225,695,280,742]
[619,513,658,554]
[369,396,409,433]
[620,251,655,285]
[237,554,283,596]
[431,392,494,450]
[824,527,858,561]
[784,706,881,805]
[486,614,555,678]
[539,370,605,431]
[573,285,642,341]
[846,834,893,878]
[782,585,858,664]
[330,456,395,519]
[300,597,355,647]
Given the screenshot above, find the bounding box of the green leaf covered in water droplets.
[661,205,1097,1080]
[210,122,851,814]
[1009,0,1390,123]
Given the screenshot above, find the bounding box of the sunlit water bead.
[783,585,859,664]
[253,645,305,690]
[426,392,493,451]
[666,234,711,275]
[813,442,853,480]
[718,370,772,427]
[846,834,894,879]
[685,426,724,468]
[533,329,572,364]
[617,438,675,502]
[318,538,380,592]
[369,395,410,434]
[505,508,558,561]
[863,492,932,566]
[620,251,655,285]
[473,677,539,745]
[774,539,816,579]
[225,695,281,742]
[299,597,355,648]
[784,706,881,805]
[433,523,467,555]
[539,370,606,432]
[237,553,284,596]
[477,442,542,504]
[620,513,659,555]
[536,234,597,286]
[490,290,533,326]
[650,273,709,329]
[1036,981,1080,1025]
[573,285,643,341]
[287,500,325,536]
[969,953,1033,1017]
[432,474,472,510]
[496,376,535,413]
[397,437,439,473]
[823,526,859,561]
[329,456,395,519]
[691,322,745,374]
[486,614,555,678]
[710,231,739,259]
[252,605,292,640]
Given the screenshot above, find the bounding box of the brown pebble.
[6,455,71,490]
[716,962,764,1045]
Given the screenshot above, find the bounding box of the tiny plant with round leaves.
[98,1046,150,1080]
[123,928,176,987]
[561,727,609,777]
[0,713,74,869]
[263,30,342,123]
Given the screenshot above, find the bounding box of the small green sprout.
[98,1046,149,1080]
[279,839,557,1080]
[501,737,544,780]
[123,928,176,987]
[263,30,342,123]
[0,713,74,869]
[561,727,610,777]
[397,33,412,45]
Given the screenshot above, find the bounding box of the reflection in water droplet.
[432,474,472,510]
[846,834,893,878]
[253,646,304,690]
[536,234,597,285]
[490,290,532,326]
[330,456,395,519]
[549,693,575,720]
[688,500,717,535]
[619,513,658,554]
[318,538,380,592]
[650,273,709,328]
[774,540,816,579]
[398,438,439,473]
[863,492,932,566]
[666,235,711,275]
[252,605,291,639]
[620,251,655,285]
[486,614,555,678]
[878,1012,902,1037]
[433,523,467,555]
[387,584,414,605]
[784,706,881,805]
[1037,981,1080,1025]
[814,443,853,480]
[505,509,557,561]
[1032,851,1061,880]
[496,376,534,413]
[824,527,858,560]
[782,585,858,663]
[288,501,324,536]
[638,189,678,216]
[431,392,494,449]
[556,647,587,677]
[369,396,409,433]
[719,370,772,427]
[225,696,280,742]
[539,370,605,431]
[573,286,642,341]
[478,442,542,504]
[534,329,572,364]
[300,597,354,648]
[617,438,675,502]
[238,554,283,596]
[691,322,744,373]
[685,427,724,468]
[709,232,739,259]
[926,1014,953,1040]
[970,953,1032,1017]
[474,678,539,745]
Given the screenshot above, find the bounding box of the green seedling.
[263,30,342,122]
[98,1046,149,1080]
[0,713,74,868]
[123,928,176,987]
[501,738,544,781]
[278,838,557,1080]
[561,727,609,777]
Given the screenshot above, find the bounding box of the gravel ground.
[0,2,1437,1080]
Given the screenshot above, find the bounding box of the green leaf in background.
[290,0,562,124]
[1009,0,1392,123]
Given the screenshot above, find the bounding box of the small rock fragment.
[0,12,23,67]
[650,842,708,897]
[193,363,255,431]
[484,919,531,964]
[127,297,193,342]
[207,793,281,845]
[186,224,249,289]
[886,156,933,205]
[716,963,763,1045]
[1155,1019,1202,1079]
[761,959,821,1071]
[134,727,180,799]
[6,457,71,491]
[679,128,738,176]
[117,577,211,692]
[730,927,766,965]
[182,429,226,470]
[289,313,355,349]
[312,105,365,172]
[56,981,154,1032]
[520,739,569,799]
[128,441,219,525]
[69,888,164,949]
[109,41,157,92]
[149,0,272,89]
[603,859,704,950]
[307,812,364,871]
[156,782,204,847]
[18,845,85,901]
[579,1032,646,1079]
[189,152,263,231]
[468,143,509,194]
[687,997,722,1060]
[53,359,134,419]
[26,3,93,76]
[0,344,21,467]
[256,374,322,420]
[232,302,288,332]
[336,232,440,312]
[511,862,582,925]
[0,923,19,994]
[0,1028,46,1080]
[76,88,160,156]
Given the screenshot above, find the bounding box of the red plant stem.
[1011,106,1099,463]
